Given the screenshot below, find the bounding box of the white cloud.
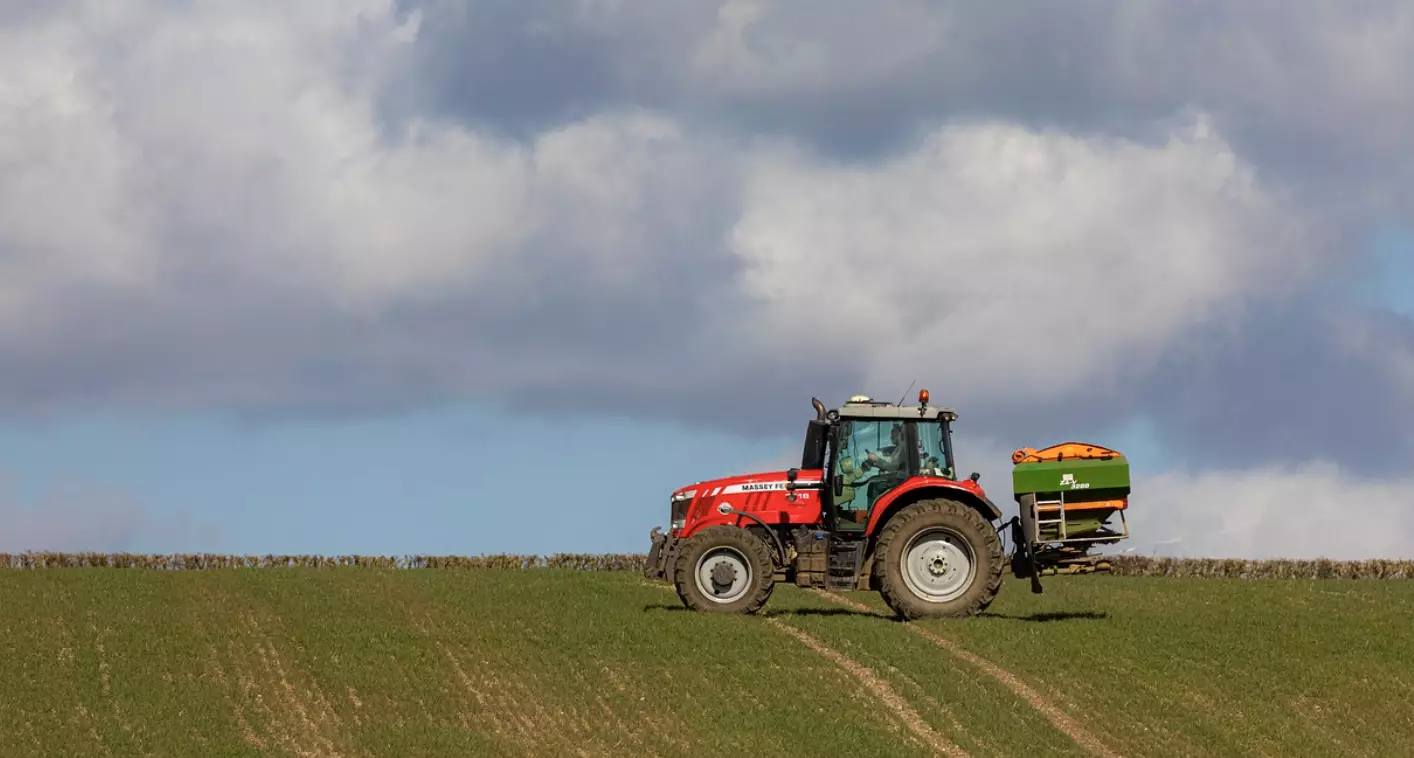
[1129,462,1414,560]
[1109,5,1414,153]
[0,14,160,323]
[0,0,734,328]
[35,0,533,311]
[728,117,1316,406]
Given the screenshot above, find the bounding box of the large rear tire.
[673,525,776,614]
[874,498,1003,619]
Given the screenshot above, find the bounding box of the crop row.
[1,552,1412,579]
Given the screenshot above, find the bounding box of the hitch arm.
[1006,517,1044,594]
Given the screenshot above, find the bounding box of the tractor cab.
[802,392,965,535]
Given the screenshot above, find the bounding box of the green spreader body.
[1011,443,1130,547]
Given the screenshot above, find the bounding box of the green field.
[1,568,1411,757]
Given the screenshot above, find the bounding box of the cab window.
[831,418,909,529]
[916,421,952,478]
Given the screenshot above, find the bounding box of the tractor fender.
[678,512,758,540]
[677,512,788,567]
[864,478,1002,537]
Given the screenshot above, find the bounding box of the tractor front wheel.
[673,525,776,614]
[874,498,1003,619]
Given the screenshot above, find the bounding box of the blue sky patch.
[1357,222,1414,317]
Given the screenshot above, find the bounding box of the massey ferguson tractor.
[644,391,1131,619]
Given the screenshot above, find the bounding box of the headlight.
[670,490,694,532]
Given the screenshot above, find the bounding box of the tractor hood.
[668,469,825,534]
[671,469,823,501]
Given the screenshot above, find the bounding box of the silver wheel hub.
[695,546,751,603]
[900,527,976,603]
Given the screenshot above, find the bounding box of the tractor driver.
[835,421,909,528]
[865,422,908,474]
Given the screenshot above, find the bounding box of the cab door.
[830,418,912,533]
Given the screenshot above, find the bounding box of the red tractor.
[646,391,1047,619]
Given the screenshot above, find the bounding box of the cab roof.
[834,397,958,421]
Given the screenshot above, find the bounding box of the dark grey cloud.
[389,0,1413,207]
[1140,303,1414,479]
[380,0,707,139]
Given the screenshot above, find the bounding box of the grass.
[1,568,1411,757]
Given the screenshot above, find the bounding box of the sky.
[1,0,1412,560]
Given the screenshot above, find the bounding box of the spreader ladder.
[1032,491,1130,544]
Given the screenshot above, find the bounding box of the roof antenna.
[897,379,915,406]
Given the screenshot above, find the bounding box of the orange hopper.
[1011,442,1123,465]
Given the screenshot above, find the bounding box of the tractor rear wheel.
[673,525,776,614]
[874,498,1003,619]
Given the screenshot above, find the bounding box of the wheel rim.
[694,546,752,603]
[899,527,976,603]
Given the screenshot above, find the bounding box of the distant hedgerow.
[0,552,1409,579]
[0,552,651,572]
[1105,555,1414,580]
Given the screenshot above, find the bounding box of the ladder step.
[826,541,865,589]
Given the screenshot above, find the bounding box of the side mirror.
[833,474,844,497]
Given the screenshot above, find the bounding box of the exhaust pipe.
[811,397,827,421]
